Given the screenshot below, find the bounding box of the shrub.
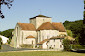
[0,37,2,49]
[72,45,85,49]
[20,44,33,48]
[7,37,11,44]
[63,39,71,51]
[49,47,51,49]
[37,45,42,49]
[66,30,73,37]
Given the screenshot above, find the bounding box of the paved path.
[2,44,15,50]
[1,44,85,53]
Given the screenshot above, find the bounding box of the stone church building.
[11,15,67,50]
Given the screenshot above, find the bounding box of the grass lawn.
[0,51,85,56]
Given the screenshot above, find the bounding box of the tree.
[63,20,83,38]
[63,20,84,45]
[79,0,85,45]
[0,29,14,38]
[0,0,14,19]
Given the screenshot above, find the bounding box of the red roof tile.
[18,23,36,30]
[50,36,65,39]
[26,35,35,39]
[37,22,57,31]
[37,39,49,45]
[52,22,66,32]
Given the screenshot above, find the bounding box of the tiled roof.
[37,22,57,31]
[37,22,66,32]
[26,35,35,39]
[65,36,75,40]
[50,36,65,39]
[30,15,51,19]
[52,22,66,32]
[17,22,66,32]
[18,23,36,30]
[37,39,49,45]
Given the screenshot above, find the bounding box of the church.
[11,15,67,50]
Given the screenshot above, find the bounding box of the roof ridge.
[30,15,51,19]
[37,22,56,31]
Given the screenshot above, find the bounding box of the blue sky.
[0,0,84,31]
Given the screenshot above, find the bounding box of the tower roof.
[30,15,51,19]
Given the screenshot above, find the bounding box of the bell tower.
[30,15,52,29]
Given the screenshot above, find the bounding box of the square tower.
[30,15,52,29]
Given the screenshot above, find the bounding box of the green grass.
[0,51,85,56]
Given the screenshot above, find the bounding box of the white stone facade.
[30,17,52,29]
[37,30,59,43]
[11,15,67,50]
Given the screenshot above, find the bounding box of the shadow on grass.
[71,49,85,53]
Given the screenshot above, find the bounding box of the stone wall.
[36,17,52,29]
[21,30,37,46]
[41,39,64,50]
[11,23,21,48]
[47,39,64,49]
[30,17,52,29]
[37,30,59,43]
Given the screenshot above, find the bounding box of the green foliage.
[63,20,83,38]
[66,30,73,37]
[0,38,2,49]
[72,45,85,49]
[7,37,11,44]
[20,44,33,48]
[63,20,85,45]
[0,29,14,38]
[75,37,79,44]
[63,39,71,51]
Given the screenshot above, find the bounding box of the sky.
[0,0,84,31]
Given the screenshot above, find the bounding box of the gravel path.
[0,44,43,52]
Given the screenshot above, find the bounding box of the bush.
[66,30,73,37]
[37,45,42,49]
[20,44,33,48]
[63,39,71,51]
[72,45,85,49]
[0,38,2,49]
[7,37,11,44]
